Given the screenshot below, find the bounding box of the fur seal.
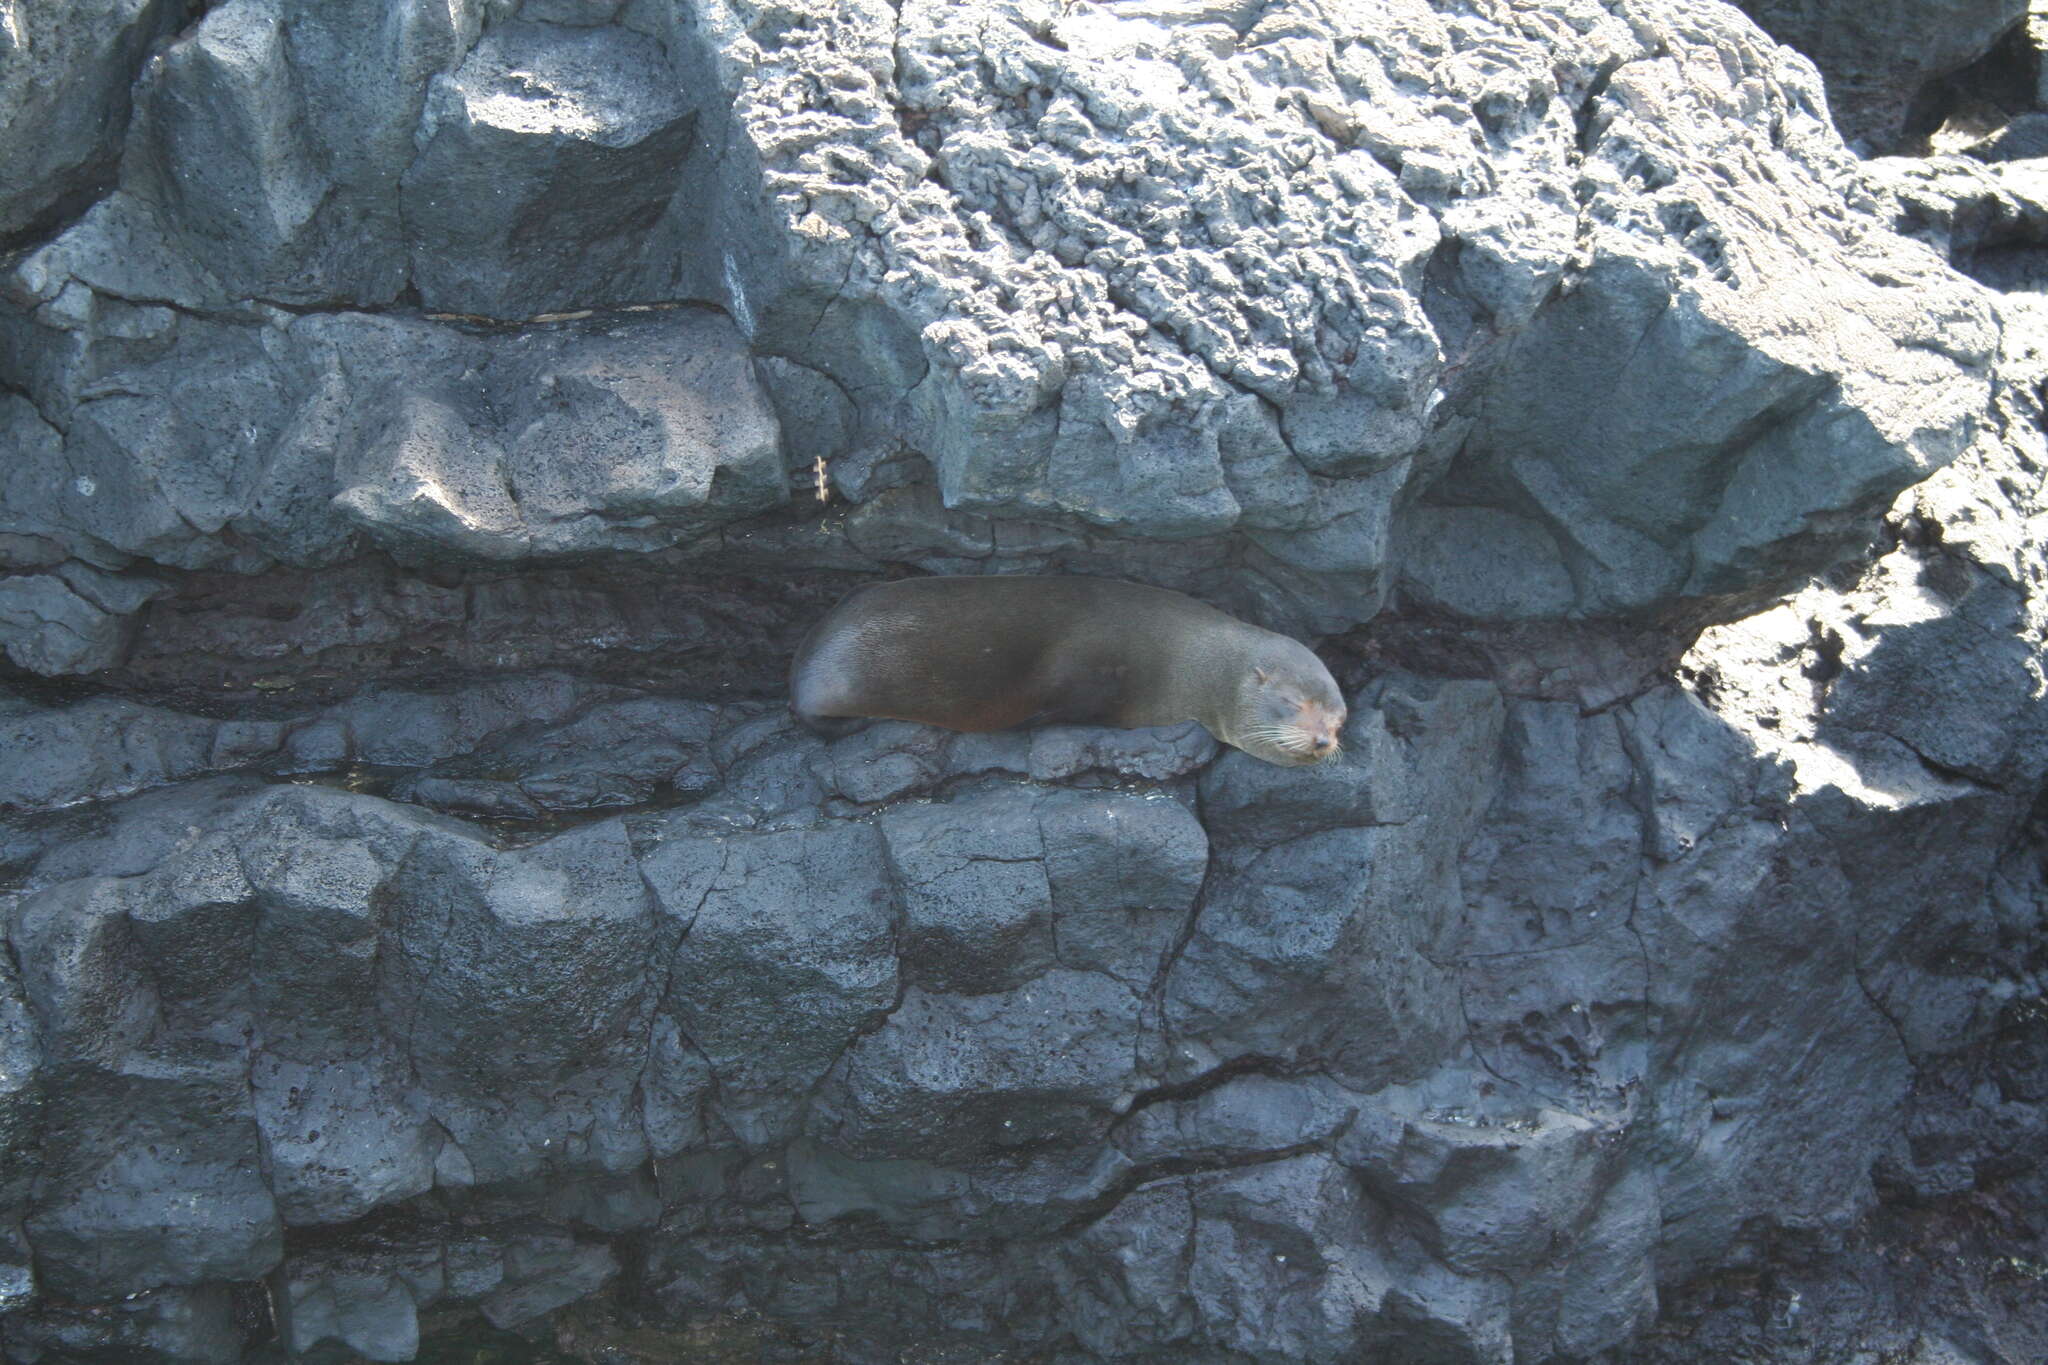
[790,575,1346,766]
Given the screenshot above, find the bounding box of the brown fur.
[790,575,1347,766]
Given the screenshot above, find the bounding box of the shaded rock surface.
[1732,0,2029,150]
[0,0,181,243]
[1,1,2045,1363]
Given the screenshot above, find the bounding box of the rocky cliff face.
[1,0,2044,1361]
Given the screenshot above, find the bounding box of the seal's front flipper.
[792,707,869,740]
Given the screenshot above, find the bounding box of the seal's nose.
[1311,733,1336,755]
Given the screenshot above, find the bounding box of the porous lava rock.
[1732,0,2029,149]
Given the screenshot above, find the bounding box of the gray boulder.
[0,572,134,674]
[649,821,897,1146]
[1167,675,1503,1084]
[0,1286,249,1365]
[379,814,668,1185]
[818,969,1144,1163]
[1968,109,2048,162]
[24,1050,283,1299]
[272,1264,422,1363]
[3,0,1993,634]
[324,308,786,561]
[1733,0,2029,149]
[267,1229,619,1359]
[123,0,482,305]
[659,0,1996,624]
[0,299,784,594]
[0,954,40,1318]
[0,0,179,241]
[1859,150,2048,290]
[402,21,699,317]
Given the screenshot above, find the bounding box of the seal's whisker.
[1239,724,1317,754]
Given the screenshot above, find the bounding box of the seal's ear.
[1253,666,1271,684]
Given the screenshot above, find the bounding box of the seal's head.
[1232,638,1348,767]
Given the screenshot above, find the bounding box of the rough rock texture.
[0,0,181,243]
[1,1,2044,1362]
[1732,0,2028,150]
